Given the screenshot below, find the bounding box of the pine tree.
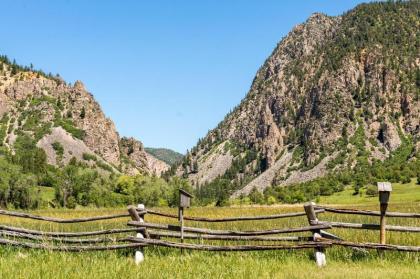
[80,107,86,119]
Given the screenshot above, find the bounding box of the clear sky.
[1,0,371,153]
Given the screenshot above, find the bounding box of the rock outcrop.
[179,1,420,196]
[120,137,170,176]
[0,63,168,176]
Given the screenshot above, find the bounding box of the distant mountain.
[145,147,183,166]
[178,1,420,197]
[0,58,169,176]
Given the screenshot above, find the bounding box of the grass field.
[318,179,420,205]
[0,184,419,279]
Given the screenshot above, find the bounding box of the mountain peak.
[0,60,169,176]
[177,1,420,198]
[73,80,86,91]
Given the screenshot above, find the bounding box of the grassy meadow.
[318,179,420,205]
[0,182,419,279]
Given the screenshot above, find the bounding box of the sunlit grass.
[0,200,418,278]
[0,185,419,278]
[318,179,420,205]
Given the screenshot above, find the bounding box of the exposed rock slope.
[120,137,169,176]
[180,1,420,196]
[0,62,167,176]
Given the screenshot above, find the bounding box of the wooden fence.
[0,185,418,267]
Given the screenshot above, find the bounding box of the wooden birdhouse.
[377,182,392,204]
[179,189,193,208]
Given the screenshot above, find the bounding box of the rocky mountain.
[145,147,183,166]
[120,137,169,176]
[179,1,420,197]
[0,59,168,176]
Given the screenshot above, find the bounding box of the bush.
[80,107,86,119]
[401,176,411,184]
[266,195,277,205]
[82,153,97,161]
[52,141,64,156]
[96,161,113,172]
[66,196,77,209]
[55,119,85,140]
[365,185,378,197]
[249,187,264,204]
[12,135,47,174]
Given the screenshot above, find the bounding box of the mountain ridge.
[0,59,169,176]
[178,1,420,199]
[144,147,183,166]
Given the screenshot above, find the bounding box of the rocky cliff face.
[180,1,420,196]
[120,137,169,176]
[0,63,168,175]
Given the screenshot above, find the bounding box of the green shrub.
[54,118,85,140]
[248,187,264,204]
[12,135,47,174]
[266,195,277,205]
[82,153,97,161]
[96,161,113,172]
[52,142,64,156]
[365,185,378,197]
[66,196,77,209]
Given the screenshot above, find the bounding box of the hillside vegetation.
[145,147,183,166]
[0,57,182,210]
[175,1,420,206]
[0,55,169,177]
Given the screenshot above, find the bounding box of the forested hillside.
[0,56,179,209]
[176,1,420,205]
[145,147,183,165]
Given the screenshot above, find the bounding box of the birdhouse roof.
[179,189,193,198]
[377,182,392,192]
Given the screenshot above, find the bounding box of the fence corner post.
[304,202,326,267]
[128,204,146,265]
[377,182,392,245]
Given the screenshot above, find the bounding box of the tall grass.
[0,202,418,278]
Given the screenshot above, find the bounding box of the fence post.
[128,204,146,265]
[179,207,184,244]
[377,182,392,245]
[304,202,326,267]
[178,189,193,254]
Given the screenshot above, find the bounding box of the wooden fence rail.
[0,209,129,223]
[0,196,418,268]
[139,208,325,222]
[317,238,420,252]
[0,238,146,252]
[127,237,420,253]
[125,237,329,251]
[0,230,141,244]
[148,231,313,242]
[314,221,420,233]
[0,224,141,237]
[314,206,420,218]
[127,221,331,236]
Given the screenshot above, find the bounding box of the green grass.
[0,202,418,278]
[0,249,418,279]
[319,179,420,205]
[35,186,56,202]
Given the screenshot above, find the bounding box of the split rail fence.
[0,190,418,266]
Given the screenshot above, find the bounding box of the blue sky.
[1,0,371,153]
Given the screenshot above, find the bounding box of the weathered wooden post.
[304,202,326,267]
[179,189,193,250]
[128,204,146,264]
[377,182,392,245]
